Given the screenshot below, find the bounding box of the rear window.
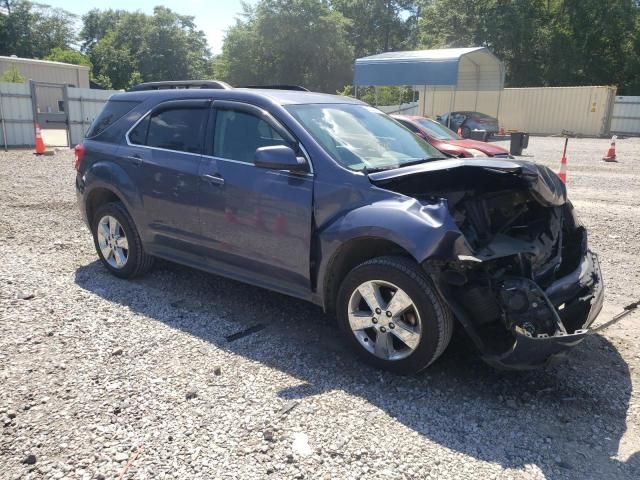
[86,100,139,138]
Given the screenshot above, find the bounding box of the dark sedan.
[437,111,499,138]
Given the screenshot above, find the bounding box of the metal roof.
[0,55,90,71]
[354,47,503,89]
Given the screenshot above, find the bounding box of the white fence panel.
[67,87,117,146]
[0,82,34,148]
[378,102,419,115]
[610,96,640,136]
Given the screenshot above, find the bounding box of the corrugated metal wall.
[0,57,89,88]
[0,82,118,148]
[610,96,640,135]
[67,88,115,146]
[378,102,419,115]
[497,86,615,136]
[420,86,616,137]
[419,86,501,119]
[0,82,34,147]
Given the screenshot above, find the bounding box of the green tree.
[0,1,76,58]
[216,0,354,92]
[414,0,640,93]
[79,7,211,90]
[45,47,92,67]
[0,64,26,82]
[331,0,419,57]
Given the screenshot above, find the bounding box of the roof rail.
[239,84,310,92]
[127,80,233,92]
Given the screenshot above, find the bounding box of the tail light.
[74,143,85,171]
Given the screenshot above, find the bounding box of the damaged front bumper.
[434,248,604,370]
[483,250,604,369]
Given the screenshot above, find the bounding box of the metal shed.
[354,47,505,122]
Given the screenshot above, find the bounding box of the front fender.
[316,196,471,305]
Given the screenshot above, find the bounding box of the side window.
[128,116,149,145]
[213,109,290,163]
[86,100,139,138]
[398,119,419,133]
[145,107,208,154]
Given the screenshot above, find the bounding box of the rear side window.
[86,100,139,138]
[146,107,208,154]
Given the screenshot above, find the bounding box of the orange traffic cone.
[558,138,568,183]
[457,126,462,136]
[602,136,617,162]
[499,127,505,136]
[34,123,46,155]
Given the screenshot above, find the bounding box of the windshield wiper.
[363,157,448,174]
[398,157,448,168]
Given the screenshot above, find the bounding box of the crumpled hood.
[368,158,567,207]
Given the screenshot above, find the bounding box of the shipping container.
[419,85,616,137]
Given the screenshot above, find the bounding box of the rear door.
[197,100,314,294]
[118,99,210,256]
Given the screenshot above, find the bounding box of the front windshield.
[286,104,443,172]
[416,118,460,140]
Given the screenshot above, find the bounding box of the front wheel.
[336,256,454,374]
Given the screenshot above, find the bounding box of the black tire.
[336,256,454,374]
[461,126,471,138]
[91,201,155,279]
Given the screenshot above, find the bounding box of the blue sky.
[44,0,251,54]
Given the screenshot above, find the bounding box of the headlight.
[465,148,486,157]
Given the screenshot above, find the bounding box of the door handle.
[127,155,143,167]
[201,173,225,186]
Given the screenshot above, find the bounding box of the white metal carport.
[354,47,505,124]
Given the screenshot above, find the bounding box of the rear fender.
[82,161,143,225]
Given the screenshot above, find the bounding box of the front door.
[117,99,210,256]
[198,101,314,294]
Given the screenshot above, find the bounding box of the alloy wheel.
[347,280,422,361]
[96,215,129,269]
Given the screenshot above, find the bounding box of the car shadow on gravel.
[75,260,638,479]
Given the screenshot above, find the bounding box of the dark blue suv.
[75,85,604,373]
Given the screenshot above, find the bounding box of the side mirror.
[254,145,307,172]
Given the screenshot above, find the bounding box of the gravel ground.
[1,138,639,480]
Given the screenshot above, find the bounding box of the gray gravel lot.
[1,137,639,480]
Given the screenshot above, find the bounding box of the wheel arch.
[321,236,414,315]
[85,187,126,225]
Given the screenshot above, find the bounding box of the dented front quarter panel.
[314,177,474,308]
[365,157,605,369]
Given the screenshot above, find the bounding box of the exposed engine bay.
[369,159,604,369]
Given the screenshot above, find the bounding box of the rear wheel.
[336,256,454,374]
[91,202,154,278]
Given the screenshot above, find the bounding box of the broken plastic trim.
[431,250,604,370]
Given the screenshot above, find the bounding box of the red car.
[392,115,511,158]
